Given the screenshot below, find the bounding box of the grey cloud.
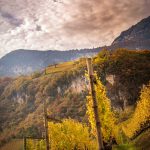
[0,0,150,58]
[0,10,23,26]
[63,0,150,34]
[36,25,42,31]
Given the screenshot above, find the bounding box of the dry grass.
[45,60,81,75]
[0,139,23,150]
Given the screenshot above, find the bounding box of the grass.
[45,61,78,74]
[0,139,23,150]
[112,144,137,150]
[45,59,86,75]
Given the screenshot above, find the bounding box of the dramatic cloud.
[0,0,150,57]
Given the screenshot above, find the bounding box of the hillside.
[0,59,87,146]
[0,49,150,148]
[111,16,150,50]
[95,49,150,108]
[0,48,101,77]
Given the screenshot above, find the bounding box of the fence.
[24,137,46,150]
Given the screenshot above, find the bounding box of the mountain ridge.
[0,47,101,76]
[111,16,150,49]
[113,16,150,43]
[1,16,150,77]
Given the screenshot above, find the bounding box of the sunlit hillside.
[0,49,150,149]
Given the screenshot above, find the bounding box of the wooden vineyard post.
[86,58,104,150]
[44,99,50,150]
[23,137,26,150]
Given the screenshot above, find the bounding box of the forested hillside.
[95,49,150,108]
[0,49,150,149]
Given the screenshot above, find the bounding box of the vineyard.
[20,72,150,150]
[0,49,150,150]
[122,82,150,139]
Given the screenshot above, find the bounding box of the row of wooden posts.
[23,137,45,150]
[25,58,104,150]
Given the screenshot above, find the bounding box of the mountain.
[0,48,101,77]
[0,49,150,148]
[111,16,150,50]
[1,16,150,77]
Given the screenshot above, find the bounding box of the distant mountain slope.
[1,16,150,77]
[0,48,101,76]
[111,16,150,50]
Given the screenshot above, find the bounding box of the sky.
[0,0,150,58]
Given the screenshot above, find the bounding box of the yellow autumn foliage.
[48,119,97,150]
[122,82,150,138]
[86,73,116,142]
[26,139,46,150]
